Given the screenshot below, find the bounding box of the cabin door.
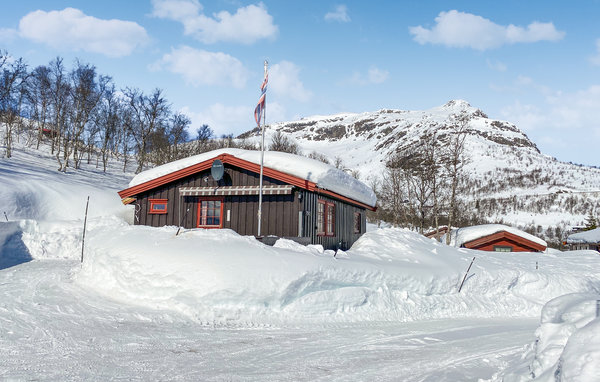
[197,198,224,228]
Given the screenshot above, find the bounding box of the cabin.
[424,226,449,241]
[117,148,377,250]
[566,228,600,252]
[450,224,547,252]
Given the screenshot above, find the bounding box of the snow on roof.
[566,227,600,244]
[451,224,547,248]
[129,148,377,207]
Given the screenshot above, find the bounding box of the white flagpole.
[258,60,268,237]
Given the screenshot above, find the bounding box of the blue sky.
[1,1,599,166]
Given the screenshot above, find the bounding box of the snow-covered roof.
[566,227,600,244]
[451,224,547,248]
[129,148,377,207]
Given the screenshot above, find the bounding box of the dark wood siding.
[301,190,367,250]
[135,163,301,238]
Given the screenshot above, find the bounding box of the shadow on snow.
[0,222,33,270]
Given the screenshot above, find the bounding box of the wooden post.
[81,196,89,263]
[176,207,190,236]
[458,257,475,293]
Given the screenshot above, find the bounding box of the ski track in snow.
[0,260,536,381]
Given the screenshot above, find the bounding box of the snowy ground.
[0,260,537,381]
[1,135,600,381]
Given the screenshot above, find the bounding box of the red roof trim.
[463,231,546,252]
[118,153,376,211]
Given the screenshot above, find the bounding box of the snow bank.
[450,224,547,248]
[567,227,600,244]
[127,148,377,207]
[498,293,600,382]
[74,222,600,324]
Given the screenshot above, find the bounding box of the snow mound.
[74,222,600,324]
[127,148,377,207]
[451,224,547,248]
[498,293,600,382]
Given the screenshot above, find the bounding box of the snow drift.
[497,293,600,382]
[70,218,600,324]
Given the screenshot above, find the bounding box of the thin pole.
[257,60,268,237]
[81,196,89,263]
[458,256,475,293]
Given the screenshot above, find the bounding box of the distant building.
[424,226,449,241]
[118,149,377,250]
[450,224,547,252]
[566,228,600,252]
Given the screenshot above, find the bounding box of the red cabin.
[453,224,547,252]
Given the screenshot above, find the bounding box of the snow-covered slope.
[240,100,600,236]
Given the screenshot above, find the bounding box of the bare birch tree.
[445,112,469,244]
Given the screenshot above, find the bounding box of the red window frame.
[196,197,224,229]
[317,199,335,236]
[353,212,361,234]
[149,199,168,214]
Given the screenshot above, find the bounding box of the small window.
[149,199,168,214]
[354,212,361,234]
[494,245,512,252]
[317,199,335,236]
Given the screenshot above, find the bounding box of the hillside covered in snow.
[240,100,600,245]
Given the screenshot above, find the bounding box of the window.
[197,198,223,228]
[149,199,168,214]
[494,245,512,252]
[354,212,361,234]
[317,200,335,236]
[317,201,325,235]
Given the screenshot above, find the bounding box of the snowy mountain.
[240,100,600,242]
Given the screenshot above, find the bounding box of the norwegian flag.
[254,72,268,127]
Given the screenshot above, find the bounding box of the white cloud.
[591,38,600,66]
[151,0,277,44]
[181,100,288,138]
[269,61,312,102]
[367,66,389,84]
[325,5,350,23]
[409,10,564,50]
[0,28,18,42]
[151,46,249,88]
[501,84,600,165]
[347,66,390,85]
[181,104,253,137]
[17,8,148,57]
[486,59,507,72]
[502,85,600,132]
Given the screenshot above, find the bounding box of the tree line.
[0,50,256,174]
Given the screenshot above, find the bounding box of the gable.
[462,231,546,252]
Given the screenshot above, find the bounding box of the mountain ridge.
[239,100,600,245]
